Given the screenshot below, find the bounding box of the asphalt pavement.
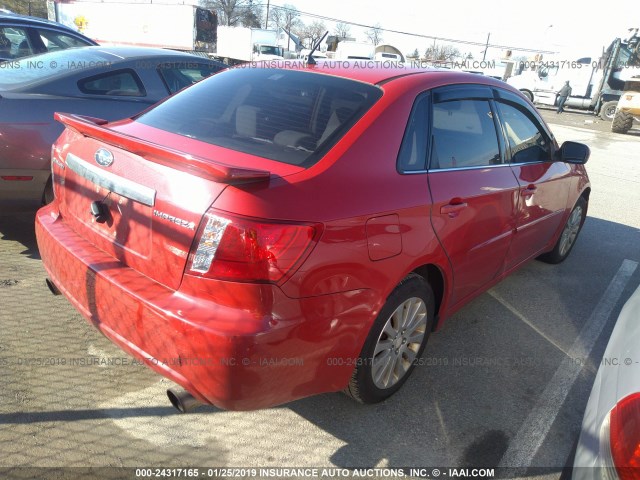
[0,111,639,479]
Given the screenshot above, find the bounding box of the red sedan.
[36,62,591,411]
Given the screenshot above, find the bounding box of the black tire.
[599,101,618,121]
[611,109,634,134]
[521,89,534,102]
[538,196,587,264]
[42,177,54,205]
[345,274,435,404]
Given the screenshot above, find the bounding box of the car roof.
[253,59,513,91]
[59,45,213,60]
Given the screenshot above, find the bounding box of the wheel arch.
[411,263,445,326]
[520,89,534,102]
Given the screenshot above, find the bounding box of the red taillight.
[1,176,33,181]
[187,211,320,284]
[610,392,640,480]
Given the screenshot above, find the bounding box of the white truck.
[51,0,217,52]
[507,30,640,120]
[51,0,283,64]
[215,26,283,63]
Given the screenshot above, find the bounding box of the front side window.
[78,70,145,96]
[430,99,501,170]
[496,102,551,163]
[137,68,383,167]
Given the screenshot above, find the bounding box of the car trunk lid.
[54,114,285,291]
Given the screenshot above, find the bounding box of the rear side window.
[37,28,93,51]
[78,69,145,96]
[137,68,382,167]
[158,62,224,94]
[430,100,501,169]
[496,102,551,163]
[0,26,31,59]
[397,93,429,172]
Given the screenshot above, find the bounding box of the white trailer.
[51,0,216,52]
[215,26,283,63]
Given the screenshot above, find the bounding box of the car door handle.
[440,202,468,217]
[521,184,537,197]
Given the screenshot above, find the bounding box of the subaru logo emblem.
[95,148,114,167]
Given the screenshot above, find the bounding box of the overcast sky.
[281,0,639,59]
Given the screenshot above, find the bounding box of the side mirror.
[559,141,590,164]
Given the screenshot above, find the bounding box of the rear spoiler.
[54,113,271,183]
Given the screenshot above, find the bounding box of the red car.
[36,62,591,411]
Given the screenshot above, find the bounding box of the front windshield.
[259,45,282,56]
[0,49,111,89]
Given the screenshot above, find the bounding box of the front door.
[494,99,572,270]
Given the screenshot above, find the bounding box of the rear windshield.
[136,68,383,167]
[0,50,110,89]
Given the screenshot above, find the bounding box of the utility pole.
[265,0,270,29]
[483,32,490,61]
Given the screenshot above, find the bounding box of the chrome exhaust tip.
[46,278,61,296]
[167,388,201,413]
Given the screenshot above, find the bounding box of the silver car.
[573,283,640,478]
[0,46,225,211]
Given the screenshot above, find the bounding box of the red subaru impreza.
[36,62,590,411]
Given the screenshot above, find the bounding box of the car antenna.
[306,31,329,66]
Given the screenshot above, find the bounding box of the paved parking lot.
[1,112,639,478]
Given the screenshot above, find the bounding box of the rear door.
[427,85,520,305]
[493,89,572,270]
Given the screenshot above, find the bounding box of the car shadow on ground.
[0,215,638,473]
[282,215,639,471]
[0,212,40,260]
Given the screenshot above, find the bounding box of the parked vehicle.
[573,283,640,478]
[299,48,328,62]
[507,29,640,120]
[0,12,96,61]
[52,0,216,53]
[0,47,225,210]
[215,26,283,63]
[52,0,282,64]
[334,41,375,60]
[612,82,640,134]
[612,30,640,134]
[36,63,591,411]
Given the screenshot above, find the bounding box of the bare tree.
[2,0,47,17]
[296,20,327,49]
[334,22,351,39]
[424,44,461,62]
[365,23,383,46]
[201,0,262,27]
[269,4,301,50]
[269,4,301,31]
[407,48,420,59]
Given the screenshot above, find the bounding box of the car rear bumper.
[0,169,49,212]
[36,204,375,410]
